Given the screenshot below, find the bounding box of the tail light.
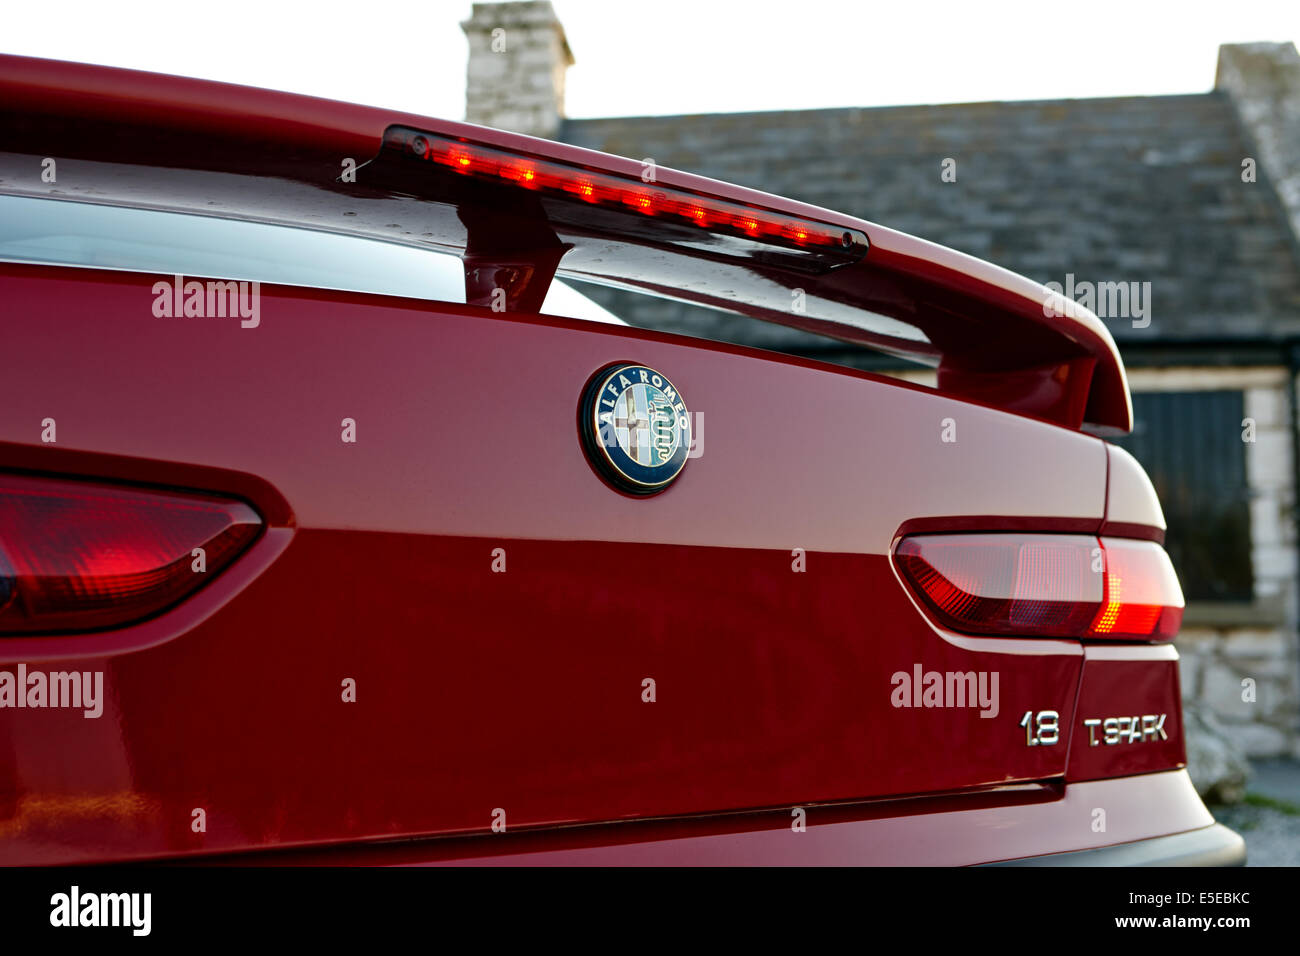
[895,533,1183,641]
[383,126,870,269]
[0,473,261,634]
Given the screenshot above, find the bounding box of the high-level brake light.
[895,533,1183,641]
[382,126,870,265]
[0,473,261,634]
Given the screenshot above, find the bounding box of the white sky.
[4,1,1297,120]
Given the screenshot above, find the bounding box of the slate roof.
[559,93,1300,362]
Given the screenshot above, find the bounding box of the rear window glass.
[0,194,626,325]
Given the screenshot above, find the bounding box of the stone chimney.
[1216,42,1300,242]
[461,1,574,140]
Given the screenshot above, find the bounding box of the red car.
[0,55,1244,866]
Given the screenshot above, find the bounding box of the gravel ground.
[1210,758,1300,867]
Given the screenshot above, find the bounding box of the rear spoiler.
[0,54,1131,433]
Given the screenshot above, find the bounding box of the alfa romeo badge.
[581,363,691,494]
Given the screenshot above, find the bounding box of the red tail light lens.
[1091,537,1184,640]
[895,534,1102,638]
[895,533,1183,641]
[0,474,261,634]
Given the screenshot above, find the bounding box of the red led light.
[895,533,1183,641]
[0,474,261,634]
[500,163,529,184]
[396,129,863,258]
[623,191,654,211]
[1089,537,1183,639]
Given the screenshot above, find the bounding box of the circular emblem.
[580,363,691,494]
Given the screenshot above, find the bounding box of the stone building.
[462,2,1300,761]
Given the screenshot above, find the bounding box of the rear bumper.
[205,768,1229,867]
[987,822,1246,867]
